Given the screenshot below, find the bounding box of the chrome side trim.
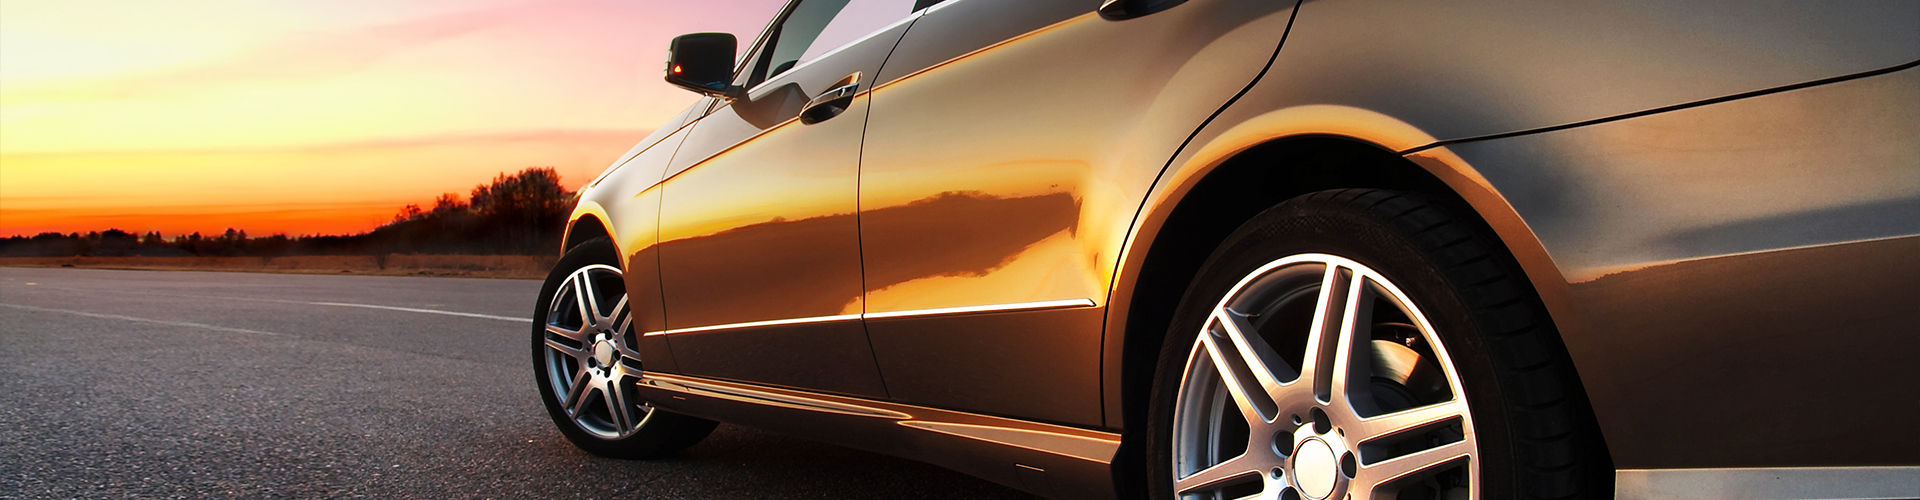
[643,298,1097,336]
[1615,467,1920,500]
[637,372,1122,464]
[897,421,1120,464]
[639,313,860,337]
[863,298,1097,319]
[639,373,910,419]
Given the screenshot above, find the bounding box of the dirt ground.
[0,254,557,280]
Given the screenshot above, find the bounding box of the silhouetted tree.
[466,167,573,254]
[394,204,423,223]
[90,229,139,256]
[0,232,90,257]
[360,167,574,255]
[432,193,467,214]
[3,167,577,257]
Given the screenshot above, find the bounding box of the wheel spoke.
[1328,275,1377,414]
[545,337,587,359]
[545,336,587,359]
[1355,437,1472,487]
[608,379,636,432]
[562,370,592,416]
[599,379,626,430]
[1199,330,1278,425]
[569,273,594,331]
[1301,265,1352,403]
[1175,453,1261,495]
[546,323,588,342]
[600,294,629,327]
[1213,308,1301,399]
[1354,400,1467,443]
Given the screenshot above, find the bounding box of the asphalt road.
[0,267,1044,500]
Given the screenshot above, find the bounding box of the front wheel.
[533,238,716,459]
[1147,190,1605,500]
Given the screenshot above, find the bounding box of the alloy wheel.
[541,264,650,439]
[1172,253,1477,500]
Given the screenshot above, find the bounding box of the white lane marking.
[305,302,528,322]
[0,303,278,335]
[7,284,529,323]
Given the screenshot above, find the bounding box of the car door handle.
[1098,0,1186,19]
[800,73,861,125]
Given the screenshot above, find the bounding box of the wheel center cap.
[592,340,615,367]
[1293,438,1338,499]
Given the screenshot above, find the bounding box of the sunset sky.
[1,0,785,237]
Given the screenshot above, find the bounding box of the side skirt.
[637,372,1121,500]
[1615,467,1920,500]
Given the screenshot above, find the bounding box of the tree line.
[0,167,576,258]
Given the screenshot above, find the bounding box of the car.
[529,0,1920,498]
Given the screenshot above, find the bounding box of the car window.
[797,0,917,63]
[755,0,918,83]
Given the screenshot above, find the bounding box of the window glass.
[759,0,917,81]
[798,0,916,62]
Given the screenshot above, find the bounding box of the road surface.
[0,267,1044,499]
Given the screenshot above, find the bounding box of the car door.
[655,0,922,398]
[856,0,1297,425]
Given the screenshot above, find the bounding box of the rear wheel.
[1148,189,1604,499]
[533,238,716,459]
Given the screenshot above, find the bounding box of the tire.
[1145,189,1605,500]
[533,238,717,459]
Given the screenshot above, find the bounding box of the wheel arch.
[1103,108,1606,492]
[562,203,616,259]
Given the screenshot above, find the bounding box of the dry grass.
[0,254,557,280]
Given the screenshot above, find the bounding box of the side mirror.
[665,33,741,98]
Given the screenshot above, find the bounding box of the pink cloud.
[5,0,784,102]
